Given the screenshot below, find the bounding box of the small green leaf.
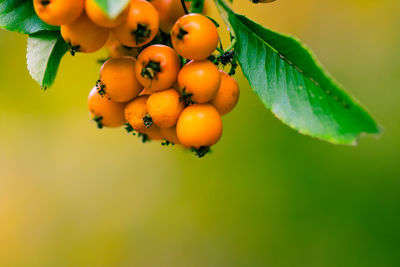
[93,0,130,19]
[189,0,205,13]
[0,0,57,34]
[27,31,68,89]
[215,0,380,145]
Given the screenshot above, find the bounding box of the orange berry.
[104,33,118,48]
[85,0,129,28]
[108,42,140,58]
[99,57,143,102]
[61,13,109,54]
[210,71,240,115]
[144,124,164,141]
[178,60,221,103]
[176,104,223,148]
[124,95,149,133]
[34,0,84,26]
[139,88,155,96]
[146,89,184,128]
[135,45,181,91]
[149,0,189,33]
[160,126,180,144]
[105,34,140,58]
[112,0,159,47]
[88,87,126,128]
[171,13,219,60]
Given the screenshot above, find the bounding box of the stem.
[218,37,224,50]
[215,37,236,59]
[224,37,236,53]
[216,47,224,54]
[180,0,189,14]
[213,0,236,40]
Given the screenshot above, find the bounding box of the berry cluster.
[33,0,239,157]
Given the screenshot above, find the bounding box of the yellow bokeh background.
[0,0,399,266]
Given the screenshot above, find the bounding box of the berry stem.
[180,0,189,14]
[131,24,151,45]
[142,114,153,128]
[141,60,161,80]
[224,37,237,53]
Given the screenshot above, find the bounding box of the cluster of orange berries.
[33,0,239,157]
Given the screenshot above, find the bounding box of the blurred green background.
[0,0,399,266]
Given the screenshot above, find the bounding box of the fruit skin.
[88,87,126,128]
[124,95,165,141]
[139,88,155,96]
[112,0,159,47]
[171,13,219,60]
[109,42,140,58]
[160,126,180,144]
[99,57,143,103]
[145,125,164,141]
[33,0,84,26]
[146,88,184,128]
[105,34,140,58]
[176,104,223,148]
[178,60,221,103]
[210,71,240,115]
[135,45,181,91]
[61,13,109,54]
[124,95,149,133]
[149,0,189,33]
[85,0,129,28]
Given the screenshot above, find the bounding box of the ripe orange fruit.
[144,124,164,141]
[33,0,84,26]
[178,60,221,103]
[61,13,109,54]
[176,104,223,148]
[88,87,126,128]
[146,88,184,128]
[135,45,181,91]
[85,0,129,28]
[99,57,143,102]
[149,0,189,33]
[160,126,180,144]
[210,71,239,115]
[112,0,159,47]
[105,34,140,58]
[108,42,140,58]
[171,13,219,60]
[124,95,149,133]
[139,88,155,96]
[104,33,118,47]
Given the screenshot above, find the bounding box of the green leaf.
[27,31,68,89]
[93,0,130,19]
[215,0,380,145]
[189,0,205,13]
[0,0,57,34]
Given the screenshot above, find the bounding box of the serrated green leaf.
[27,31,68,89]
[0,0,57,34]
[93,0,130,19]
[215,0,380,145]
